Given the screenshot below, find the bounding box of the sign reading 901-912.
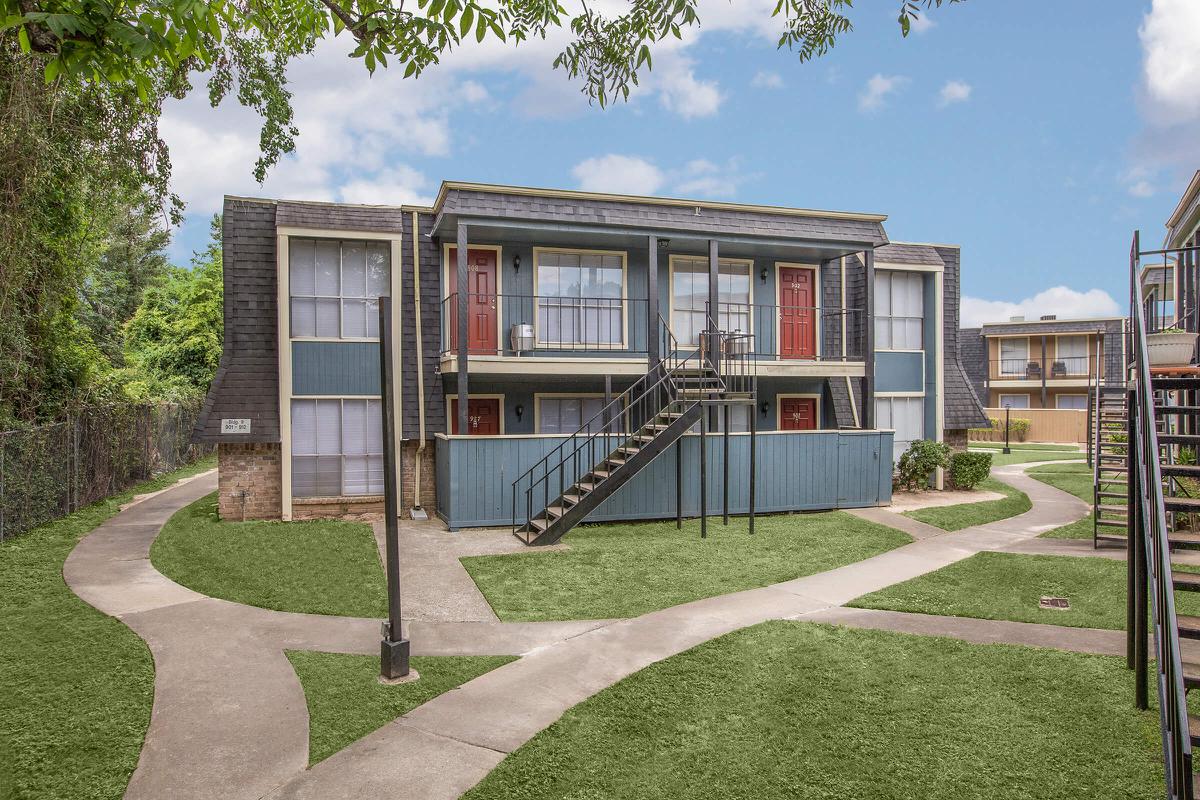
[221,418,251,434]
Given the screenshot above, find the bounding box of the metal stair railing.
[510,315,711,537]
[1129,230,1193,800]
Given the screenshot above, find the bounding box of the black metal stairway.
[512,320,756,547]
[1092,384,1130,546]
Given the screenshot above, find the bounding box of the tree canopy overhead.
[2,0,962,184]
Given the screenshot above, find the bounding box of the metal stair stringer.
[522,400,703,546]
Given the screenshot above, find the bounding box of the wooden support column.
[648,235,660,368]
[1040,335,1048,408]
[863,249,875,429]
[456,221,469,436]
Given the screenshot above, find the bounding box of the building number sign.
[221,418,251,434]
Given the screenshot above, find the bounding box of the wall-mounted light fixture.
[513,254,522,274]
[515,403,525,421]
[760,401,770,416]
[760,267,768,284]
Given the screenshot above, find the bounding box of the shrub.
[949,451,992,489]
[1180,447,1196,466]
[896,439,951,491]
[1010,418,1031,441]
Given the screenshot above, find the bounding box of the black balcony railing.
[440,293,868,361]
[989,355,1096,380]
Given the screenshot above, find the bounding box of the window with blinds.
[536,396,608,435]
[535,250,624,346]
[874,271,924,351]
[291,399,385,497]
[875,396,924,462]
[671,257,752,346]
[290,238,390,339]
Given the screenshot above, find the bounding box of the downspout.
[411,211,428,515]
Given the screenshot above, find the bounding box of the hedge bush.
[987,416,1031,442]
[896,440,951,491]
[949,451,992,489]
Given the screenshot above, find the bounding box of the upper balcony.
[439,293,867,377]
[987,355,1099,384]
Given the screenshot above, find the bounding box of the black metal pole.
[378,298,410,680]
[1131,398,1148,710]
[749,401,757,535]
[676,438,686,532]
[1003,406,1011,455]
[1126,393,1136,669]
[722,404,730,526]
[700,408,707,539]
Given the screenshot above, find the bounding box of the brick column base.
[944,429,969,452]
[218,443,282,520]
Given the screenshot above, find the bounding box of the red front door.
[778,266,816,359]
[779,397,817,431]
[450,398,501,435]
[448,248,498,354]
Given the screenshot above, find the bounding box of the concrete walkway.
[63,459,1112,800]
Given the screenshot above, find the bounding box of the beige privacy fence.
[969,407,1088,444]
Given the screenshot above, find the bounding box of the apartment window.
[290,238,390,339]
[291,399,384,497]
[998,394,1030,409]
[1055,335,1088,375]
[875,271,924,351]
[671,257,752,345]
[999,338,1029,376]
[537,396,609,435]
[536,250,624,346]
[1056,395,1088,411]
[875,396,924,461]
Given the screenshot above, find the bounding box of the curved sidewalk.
[64,460,1095,800]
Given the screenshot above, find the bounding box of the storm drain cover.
[1039,596,1070,610]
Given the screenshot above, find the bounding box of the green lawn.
[287,651,516,764]
[0,455,215,800]
[1026,463,1106,540]
[851,552,1200,630]
[902,476,1032,531]
[972,442,1084,452]
[151,493,388,618]
[968,447,1085,467]
[461,513,910,622]
[464,621,1165,799]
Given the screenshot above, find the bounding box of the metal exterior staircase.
[512,318,756,547]
[1092,383,1130,546]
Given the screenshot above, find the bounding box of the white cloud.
[657,60,724,118]
[858,73,909,113]
[751,70,784,89]
[960,287,1121,329]
[908,12,936,34]
[570,155,748,198]
[338,166,434,206]
[937,80,972,108]
[572,155,666,195]
[1140,0,1200,121]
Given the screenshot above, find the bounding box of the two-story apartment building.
[960,315,1126,410]
[193,182,985,529]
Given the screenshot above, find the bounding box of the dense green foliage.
[461,513,910,621]
[0,456,214,800]
[151,493,389,618]
[949,450,992,489]
[287,651,516,765]
[895,439,950,490]
[0,42,224,426]
[464,621,1166,799]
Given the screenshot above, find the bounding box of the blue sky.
[162,0,1200,326]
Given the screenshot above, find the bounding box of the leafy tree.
[2,0,962,178]
[120,216,224,401]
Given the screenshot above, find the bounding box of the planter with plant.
[1146,326,1198,367]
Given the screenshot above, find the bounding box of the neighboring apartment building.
[960,315,1126,410]
[1141,169,1200,329]
[193,182,985,527]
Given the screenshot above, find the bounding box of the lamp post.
[1002,404,1012,455]
[378,297,411,681]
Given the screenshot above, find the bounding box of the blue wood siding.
[435,430,893,528]
[292,342,381,395]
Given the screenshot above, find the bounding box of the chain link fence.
[0,402,214,541]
